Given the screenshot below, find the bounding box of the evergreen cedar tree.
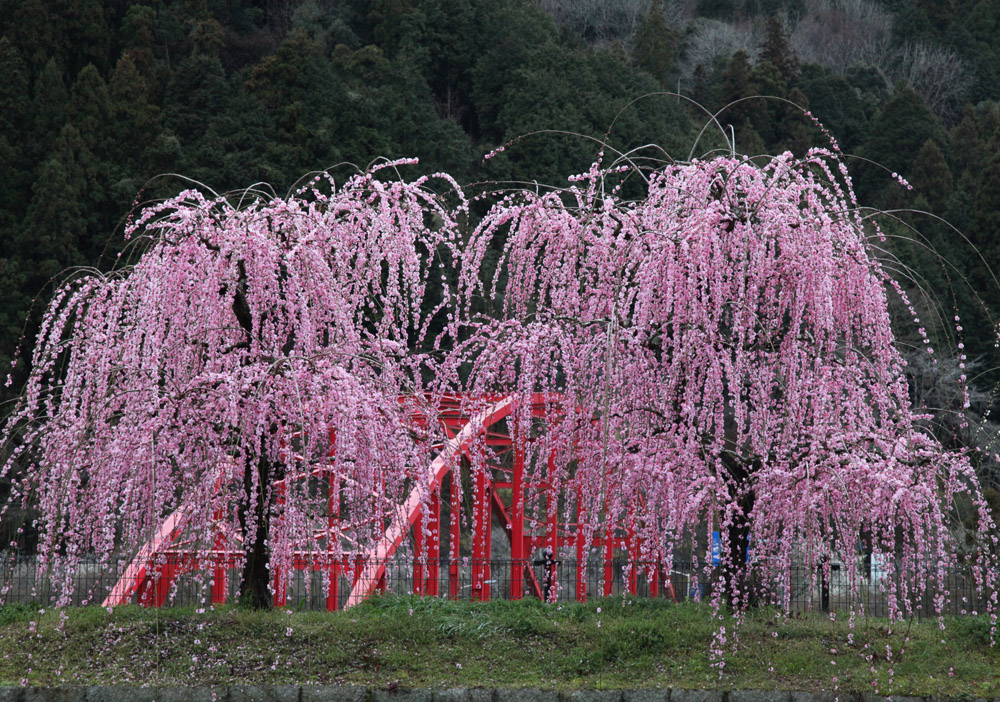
[1,152,997,639]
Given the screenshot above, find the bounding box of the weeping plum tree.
[456,149,998,623]
[0,147,997,627]
[0,166,466,608]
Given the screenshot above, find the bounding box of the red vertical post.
[576,491,586,602]
[154,559,174,607]
[427,489,441,596]
[603,532,615,596]
[510,420,525,600]
[136,563,154,607]
[604,509,615,597]
[547,451,558,602]
[326,474,340,611]
[449,467,461,600]
[212,507,227,605]
[211,561,227,604]
[413,509,424,595]
[272,566,287,607]
[627,519,638,595]
[471,451,491,601]
[326,561,340,612]
[272,482,287,608]
[137,579,151,607]
[352,554,364,591]
[663,563,676,602]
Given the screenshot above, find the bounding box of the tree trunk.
[239,450,273,609]
[723,458,757,611]
[231,274,272,608]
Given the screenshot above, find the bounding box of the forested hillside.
[1,0,999,498]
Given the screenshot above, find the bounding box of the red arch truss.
[103,393,675,609]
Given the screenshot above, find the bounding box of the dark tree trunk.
[231,273,273,608]
[725,491,756,610]
[723,457,757,611]
[239,450,273,609]
[820,555,831,613]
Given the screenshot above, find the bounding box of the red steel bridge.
[103,393,676,609]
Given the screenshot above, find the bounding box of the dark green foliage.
[917,0,956,29]
[466,2,559,142]
[30,58,69,165]
[489,41,692,185]
[696,0,743,20]
[969,152,1000,288]
[893,2,933,43]
[961,0,1000,102]
[67,64,113,158]
[747,0,805,16]
[165,53,230,149]
[860,84,946,201]
[631,0,677,85]
[2,0,64,74]
[717,50,765,145]
[844,63,892,105]
[0,258,29,385]
[911,139,953,211]
[759,16,798,86]
[799,64,871,154]
[120,4,156,52]
[18,129,88,276]
[0,38,29,135]
[0,39,33,226]
[950,104,988,178]
[65,0,111,74]
[109,54,162,168]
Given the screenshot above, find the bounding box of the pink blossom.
[0,152,995,654]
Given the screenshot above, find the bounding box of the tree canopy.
[2,151,997,632]
[1,166,468,607]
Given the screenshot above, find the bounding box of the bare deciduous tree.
[679,17,760,76]
[535,0,651,44]
[788,1,969,119]
[790,0,895,75]
[894,42,972,121]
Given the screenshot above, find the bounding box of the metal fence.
[0,553,991,616]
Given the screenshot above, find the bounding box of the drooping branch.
[1,153,995,632]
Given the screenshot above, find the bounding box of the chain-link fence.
[1,552,991,616]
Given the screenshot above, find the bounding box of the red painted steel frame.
[103,393,676,609]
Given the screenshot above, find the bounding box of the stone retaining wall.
[0,687,995,702]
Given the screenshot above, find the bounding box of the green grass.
[0,596,997,694]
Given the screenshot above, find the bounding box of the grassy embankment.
[0,596,997,694]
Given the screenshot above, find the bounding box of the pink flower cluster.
[1,153,996,633]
